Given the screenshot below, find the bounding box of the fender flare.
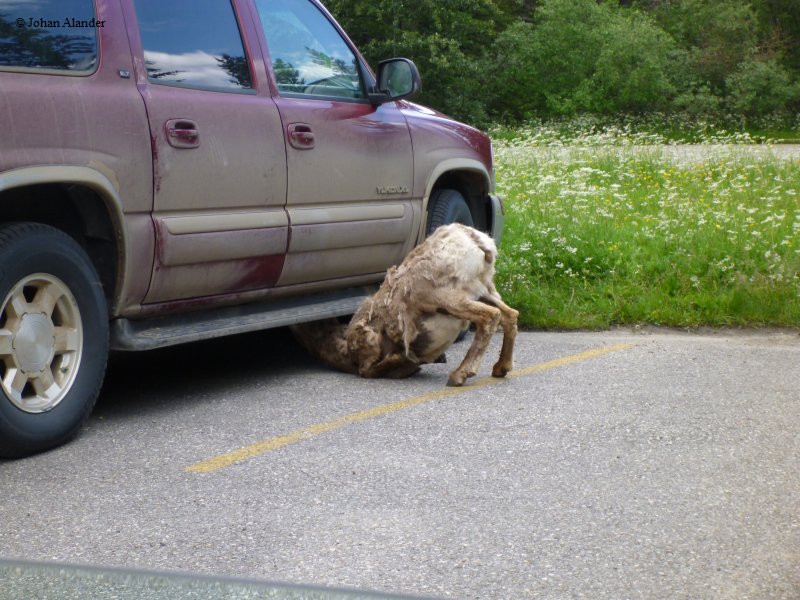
[418,158,493,243]
[0,164,129,308]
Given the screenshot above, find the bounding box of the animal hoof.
[492,363,510,378]
[446,375,465,387]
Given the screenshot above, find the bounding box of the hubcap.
[0,274,83,413]
[14,313,56,373]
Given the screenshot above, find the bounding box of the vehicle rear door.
[251,0,420,286]
[124,0,289,303]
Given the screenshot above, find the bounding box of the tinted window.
[134,0,252,92]
[0,0,98,72]
[255,0,365,100]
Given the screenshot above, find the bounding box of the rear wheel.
[0,223,108,458]
[425,188,474,236]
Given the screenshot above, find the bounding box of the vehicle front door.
[125,0,289,303]
[253,0,419,287]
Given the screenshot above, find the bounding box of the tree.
[518,0,611,115]
[726,57,800,115]
[637,0,800,115]
[639,0,759,92]
[486,0,681,117]
[324,0,511,123]
[323,0,799,122]
[583,9,680,113]
[752,0,800,74]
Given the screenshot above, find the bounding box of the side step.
[110,287,373,351]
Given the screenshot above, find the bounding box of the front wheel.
[0,223,108,458]
[425,188,474,237]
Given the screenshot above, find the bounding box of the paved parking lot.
[1,327,799,599]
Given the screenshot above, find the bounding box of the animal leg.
[481,286,519,378]
[420,291,501,387]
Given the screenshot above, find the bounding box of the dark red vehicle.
[0,0,503,457]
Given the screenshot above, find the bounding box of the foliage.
[323,0,508,123]
[752,0,800,73]
[484,21,539,121]
[518,0,610,115]
[643,0,758,91]
[487,0,687,118]
[570,8,681,113]
[323,0,800,125]
[725,57,800,116]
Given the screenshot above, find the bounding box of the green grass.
[493,126,800,329]
[489,112,800,145]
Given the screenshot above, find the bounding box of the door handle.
[165,119,200,149]
[287,123,315,150]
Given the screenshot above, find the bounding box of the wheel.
[0,223,108,458]
[425,188,474,237]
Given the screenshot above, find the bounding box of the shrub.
[645,0,759,92]
[520,0,611,116]
[485,21,540,121]
[672,84,724,116]
[725,57,800,116]
[581,10,680,113]
[488,0,682,118]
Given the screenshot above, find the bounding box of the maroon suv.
[0,0,503,457]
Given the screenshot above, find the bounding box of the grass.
[493,117,800,330]
[489,112,800,145]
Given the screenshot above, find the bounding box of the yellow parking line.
[507,342,635,379]
[185,342,635,474]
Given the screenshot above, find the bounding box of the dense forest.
[323,0,800,126]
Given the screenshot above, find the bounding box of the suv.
[0,0,503,457]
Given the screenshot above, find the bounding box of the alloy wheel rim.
[0,274,83,413]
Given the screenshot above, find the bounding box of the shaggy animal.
[291,223,518,387]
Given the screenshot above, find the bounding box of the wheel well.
[430,170,491,233]
[0,184,119,309]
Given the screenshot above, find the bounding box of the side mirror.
[370,58,422,105]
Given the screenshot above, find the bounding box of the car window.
[133,0,253,92]
[255,0,365,100]
[0,0,98,73]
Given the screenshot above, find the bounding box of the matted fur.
[291,223,518,386]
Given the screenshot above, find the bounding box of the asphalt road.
[1,327,799,599]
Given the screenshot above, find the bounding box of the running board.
[110,288,372,351]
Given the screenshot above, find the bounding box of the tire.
[425,188,474,237]
[0,223,109,458]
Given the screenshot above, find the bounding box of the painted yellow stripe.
[507,342,635,379]
[185,342,635,474]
